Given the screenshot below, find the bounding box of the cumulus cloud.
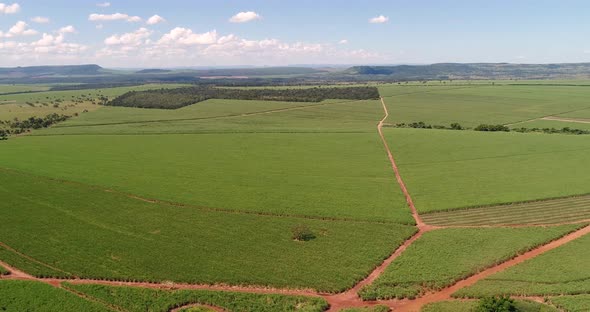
[0,2,19,14]
[157,27,217,45]
[59,25,76,34]
[339,39,348,44]
[0,21,38,38]
[31,16,50,24]
[146,14,165,25]
[97,2,110,7]
[89,13,141,22]
[229,11,261,23]
[104,27,152,46]
[369,15,389,24]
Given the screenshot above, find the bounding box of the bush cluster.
[0,113,71,138]
[392,121,590,136]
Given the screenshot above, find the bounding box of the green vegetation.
[550,294,590,312]
[0,168,416,292]
[476,296,517,312]
[64,283,329,312]
[0,246,71,278]
[0,280,110,312]
[0,264,8,275]
[359,226,580,300]
[2,113,70,136]
[421,300,558,312]
[108,86,380,109]
[455,234,590,298]
[386,128,590,213]
[41,99,383,135]
[0,132,412,223]
[379,85,590,127]
[421,195,590,226]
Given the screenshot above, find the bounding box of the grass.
[358,226,581,300]
[454,233,590,298]
[421,300,558,312]
[379,85,590,128]
[38,98,383,135]
[421,195,590,226]
[0,84,188,121]
[64,283,329,312]
[550,294,590,312]
[0,84,50,94]
[385,128,590,213]
[0,280,111,312]
[0,132,412,223]
[510,119,590,131]
[0,263,8,275]
[0,168,416,292]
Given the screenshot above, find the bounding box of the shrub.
[291,225,316,241]
[476,296,517,312]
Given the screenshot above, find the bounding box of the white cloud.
[229,11,261,23]
[339,39,348,44]
[97,2,110,7]
[0,21,38,38]
[146,14,165,25]
[31,16,50,24]
[96,24,104,29]
[157,27,217,45]
[89,13,141,22]
[369,15,389,24]
[59,25,76,34]
[105,27,151,46]
[0,2,20,14]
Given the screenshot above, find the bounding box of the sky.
[0,0,589,67]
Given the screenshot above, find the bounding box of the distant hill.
[342,63,590,80]
[0,64,105,78]
[135,69,172,74]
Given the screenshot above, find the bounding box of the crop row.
[421,195,590,226]
[358,226,581,300]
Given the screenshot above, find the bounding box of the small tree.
[476,296,517,312]
[450,123,463,130]
[0,129,7,140]
[291,225,315,242]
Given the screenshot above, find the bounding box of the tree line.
[0,113,71,138]
[392,121,590,135]
[107,86,381,109]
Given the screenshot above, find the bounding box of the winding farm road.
[1,96,589,311]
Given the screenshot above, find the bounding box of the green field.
[454,234,590,298]
[64,283,329,312]
[0,280,110,312]
[421,300,558,312]
[0,84,188,120]
[0,132,411,223]
[35,98,382,135]
[358,226,578,300]
[385,128,590,214]
[0,84,51,94]
[379,85,590,127]
[550,294,590,312]
[421,195,590,226]
[0,168,416,292]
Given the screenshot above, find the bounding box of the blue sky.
[0,0,589,67]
